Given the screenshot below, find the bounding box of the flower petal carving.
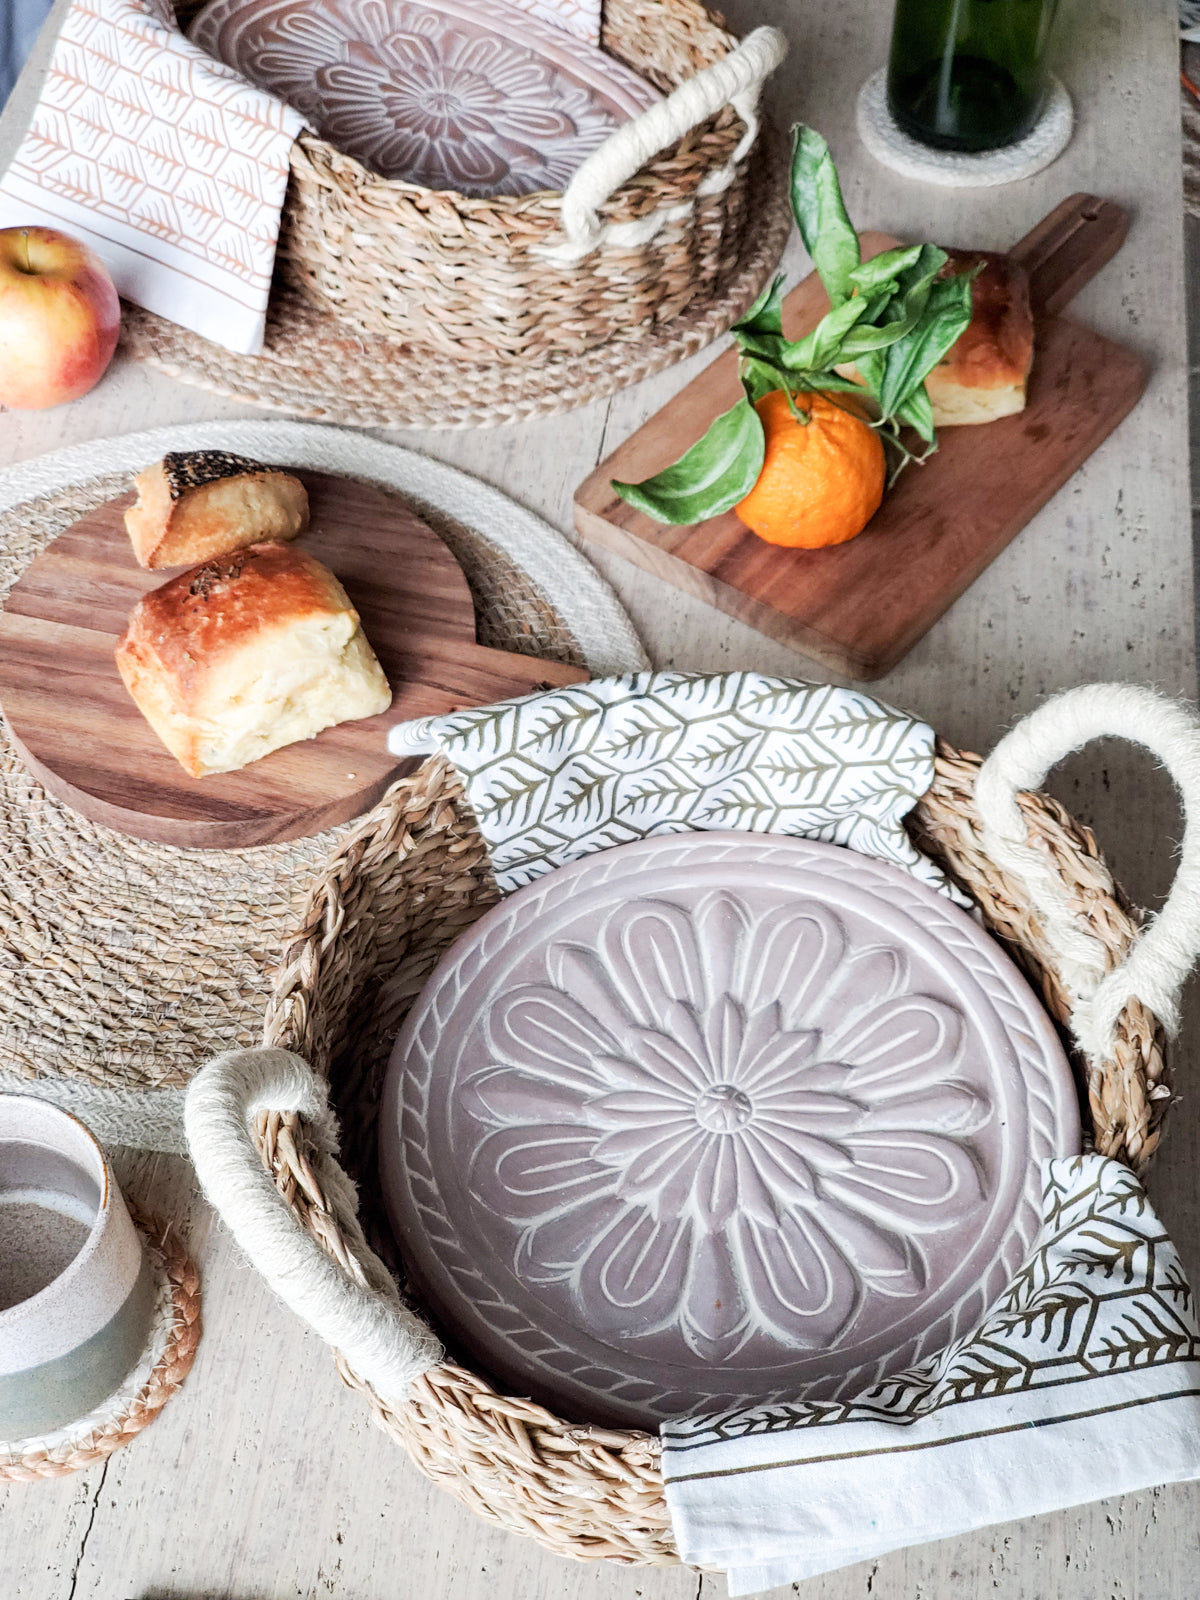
[832,995,965,1089]
[195,0,657,197]
[462,893,996,1361]
[385,832,1080,1426]
[487,987,617,1089]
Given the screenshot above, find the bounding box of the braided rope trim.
[0,1211,201,1482]
[911,742,1169,1172]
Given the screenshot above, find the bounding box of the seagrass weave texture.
[173,0,769,361]
[118,129,791,430]
[0,474,585,1097]
[254,744,1169,1565]
[277,0,754,360]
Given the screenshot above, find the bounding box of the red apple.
[0,226,121,410]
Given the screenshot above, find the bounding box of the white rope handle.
[554,26,787,255]
[973,683,1200,1063]
[184,1048,441,1406]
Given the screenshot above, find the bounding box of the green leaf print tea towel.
[662,1154,1200,1592]
[387,671,961,899]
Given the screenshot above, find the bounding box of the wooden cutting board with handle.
[0,470,588,848]
[575,194,1145,679]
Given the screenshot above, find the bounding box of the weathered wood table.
[1,1,1196,1596]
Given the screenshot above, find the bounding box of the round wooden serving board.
[0,471,587,848]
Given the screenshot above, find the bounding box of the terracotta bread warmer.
[183,682,1188,1566]
[173,0,787,362]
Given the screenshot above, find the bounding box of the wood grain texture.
[0,0,1195,1596]
[0,472,587,847]
[575,200,1149,678]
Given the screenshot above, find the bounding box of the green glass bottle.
[886,0,1060,153]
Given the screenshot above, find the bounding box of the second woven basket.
[177,0,787,362]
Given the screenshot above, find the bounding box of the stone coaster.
[856,68,1073,189]
[379,832,1080,1428]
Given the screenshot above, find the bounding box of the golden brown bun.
[925,250,1034,426]
[114,542,391,778]
[124,451,309,569]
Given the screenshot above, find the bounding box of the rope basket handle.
[184,1048,441,1408]
[551,25,788,256]
[973,682,1200,1064]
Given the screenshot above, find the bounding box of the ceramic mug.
[0,1097,155,1439]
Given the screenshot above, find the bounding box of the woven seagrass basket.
[186,685,1183,1566]
[175,0,786,362]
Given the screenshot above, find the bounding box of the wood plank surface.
[576,199,1149,677]
[0,0,1195,1597]
[0,471,588,846]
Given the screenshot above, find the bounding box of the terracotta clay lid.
[379,833,1080,1428]
[189,0,659,197]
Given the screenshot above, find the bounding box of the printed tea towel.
[662,1155,1200,1593]
[0,0,304,353]
[388,671,963,899]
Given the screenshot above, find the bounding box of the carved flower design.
[200,0,646,197]
[464,893,992,1365]
[318,28,584,194]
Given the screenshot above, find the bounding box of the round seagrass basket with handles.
[184,683,1200,1566]
[173,0,787,362]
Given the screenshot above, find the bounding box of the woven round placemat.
[0,1210,201,1481]
[0,423,645,1151]
[117,130,791,429]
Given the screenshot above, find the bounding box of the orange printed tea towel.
[0,0,304,354]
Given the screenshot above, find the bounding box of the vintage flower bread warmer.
[184,678,1199,1567]
[377,832,1081,1429]
[173,0,787,364]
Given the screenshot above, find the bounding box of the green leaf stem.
[611,123,978,524]
[894,383,935,444]
[612,395,765,525]
[877,268,977,421]
[790,126,860,305]
[845,244,924,300]
[735,273,787,339]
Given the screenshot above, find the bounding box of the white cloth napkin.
[0,0,304,354]
[387,671,963,900]
[661,1154,1200,1593]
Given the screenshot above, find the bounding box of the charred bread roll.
[115,542,391,778]
[124,451,309,569]
[924,250,1034,427]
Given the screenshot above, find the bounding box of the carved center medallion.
[693,1083,754,1132]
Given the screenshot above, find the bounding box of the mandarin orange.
[735,389,885,548]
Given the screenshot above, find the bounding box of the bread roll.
[124,451,309,569]
[924,250,1034,427]
[115,542,392,778]
[834,250,1034,427]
